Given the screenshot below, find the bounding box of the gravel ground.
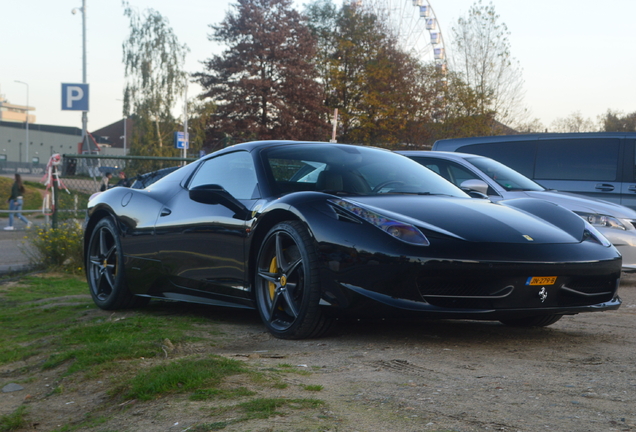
[1,273,635,432]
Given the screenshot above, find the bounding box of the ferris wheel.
[360,0,446,69]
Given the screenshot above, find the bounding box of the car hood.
[348,195,585,244]
[516,190,636,219]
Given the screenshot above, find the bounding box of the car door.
[619,138,636,210]
[154,150,260,301]
[533,138,623,204]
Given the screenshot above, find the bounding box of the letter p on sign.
[61,83,89,111]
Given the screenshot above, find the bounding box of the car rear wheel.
[86,217,148,310]
[499,314,563,327]
[255,221,333,339]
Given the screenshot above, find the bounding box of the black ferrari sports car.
[84,141,622,339]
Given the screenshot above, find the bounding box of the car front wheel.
[255,221,333,339]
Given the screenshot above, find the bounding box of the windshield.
[466,156,545,192]
[264,144,469,198]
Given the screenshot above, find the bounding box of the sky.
[2,0,635,132]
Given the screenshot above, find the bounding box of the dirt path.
[2,274,636,431]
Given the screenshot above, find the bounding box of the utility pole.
[73,0,92,153]
[81,0,88,151]
[183,81,188,163]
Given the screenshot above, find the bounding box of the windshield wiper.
[378,191,451,196]
[321,190,362,196]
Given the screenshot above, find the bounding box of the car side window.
[447,163,480,186]
[411,157,479,186]
[535,139,620,181]
[189,151,259,199]
[461,142,536,178]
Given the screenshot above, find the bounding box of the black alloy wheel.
[255,221,333,339]
[86,217,147,309]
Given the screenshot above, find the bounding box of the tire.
[500,314,563,327]
[86,217,148,310]
[255,221,334,339]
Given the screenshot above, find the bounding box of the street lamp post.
[14,80,29,163]
[72,0,88,152]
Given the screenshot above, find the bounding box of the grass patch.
[302,384,323,391]
[0,274,332,432]
[200,397,326,430]
[41,314,190,374]
[0,275,192,375]
[0,406,28,432]
[190,387,256,401]
[0,274,91,365]
[240,397,325,419]
[190,422,231,431]
[115,356,248,401]
[0,274,86,302]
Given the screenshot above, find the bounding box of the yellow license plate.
[526,276,557,286]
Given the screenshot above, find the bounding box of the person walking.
[4,173,31,230]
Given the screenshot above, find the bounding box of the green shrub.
[23,220,84,274]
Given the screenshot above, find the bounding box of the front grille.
[563,276,616,294]
[418,278,514,298]
[416,260,620,310]
[417,275,520,309]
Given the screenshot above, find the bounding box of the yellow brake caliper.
[268,257,277,300]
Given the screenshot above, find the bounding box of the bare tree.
[450,0,526,128]
[516,118,546,133]
[550,111,597,133]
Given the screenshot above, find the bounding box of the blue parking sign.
[61,83,89,111]
[174,131,189,149]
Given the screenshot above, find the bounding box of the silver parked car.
[399,150,636,272]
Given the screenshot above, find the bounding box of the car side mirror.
[460,179,489,195]
[189,184,250,220]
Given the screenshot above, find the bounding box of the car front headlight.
[574,212,628,231]
[328,198,430,246]
[582,221,612,247]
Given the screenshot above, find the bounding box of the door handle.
[160,208,172,217]
[595,183,615,191]
[628,185,636,192]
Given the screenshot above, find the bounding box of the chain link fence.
[60,154,197,194]
[1,154,197,229]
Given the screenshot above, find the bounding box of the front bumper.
[318,243,622,320]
